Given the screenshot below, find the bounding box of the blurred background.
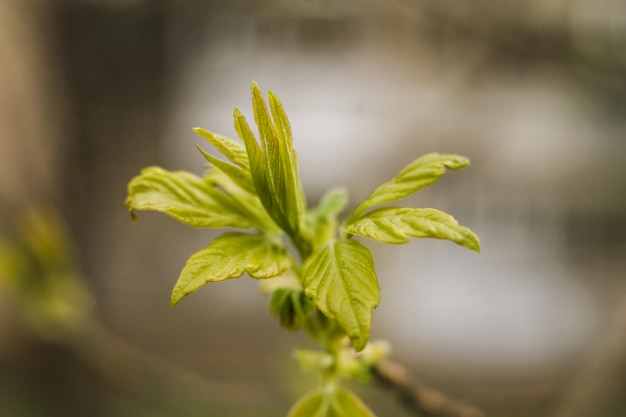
[1,0,625,416]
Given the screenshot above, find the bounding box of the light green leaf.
[348,153,470,222]
[126,166,254,229]
[288,387,376,417]
[233,82,305,238]
[196,144,257,194]
[302,239,379,352]
[345,207,480,252]
[205,167,279,232]
[268,89,307,223]
[171,232,291,307]
[192,127,250,169]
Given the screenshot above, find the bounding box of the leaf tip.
[250,80,261,94]
[471,238,481,253]
[352,338,367,352]
[195,143,210,158]
[447,155,471,170]
[124,196,138,222]
[267,90,279,102]
[192,127,212,141]
[170,291,183,309]
[462,228,481,253]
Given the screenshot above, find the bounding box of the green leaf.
[345,207,480,252]
[193,127,256,194]
[288,387,376,417]
[348,153,470,222]
[269,287,315,331]
[192,127,250,169]
[205,167,278,232]
[196,144,257,195]
[302,239,379,352]
[171,232,291,307]
[268,89,307,223]
[233,82,305,238]
[126,166,254,229]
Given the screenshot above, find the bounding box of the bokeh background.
[1,0,625,416]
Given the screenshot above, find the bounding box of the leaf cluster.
[125,82,480,417]
[126,82,478,349]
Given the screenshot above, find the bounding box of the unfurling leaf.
[302,239,379,352]
[346,207,480,252]
[288,387,376,417]
[233,82,305,238]
[192,128,250,169]
[269,287,315,331]
[126,166,253,229]
[348,153,470,222]
[171,233,291,307]
[196,145,257,195]
[193,126,257,195]
[204,167,279,233]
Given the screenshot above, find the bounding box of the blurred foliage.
[0,209,93,339]
[0,209,293,416]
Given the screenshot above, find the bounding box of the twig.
[372,359,485,417]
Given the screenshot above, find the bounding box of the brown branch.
[372,359,485,417]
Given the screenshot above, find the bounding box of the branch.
[372,359,485,417]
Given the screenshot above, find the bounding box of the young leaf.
[196,144,257,195]
[288,387,376,417]
[171,232,291,307]
[269,287,315,331]
[348,153,470,222]
[345,207,480,252]
[126,166,254,229]
[205,167,279,233]
[267,89,307,224]
[233,82,305,238]
[302,239,379,352]
[192,128,250,169]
